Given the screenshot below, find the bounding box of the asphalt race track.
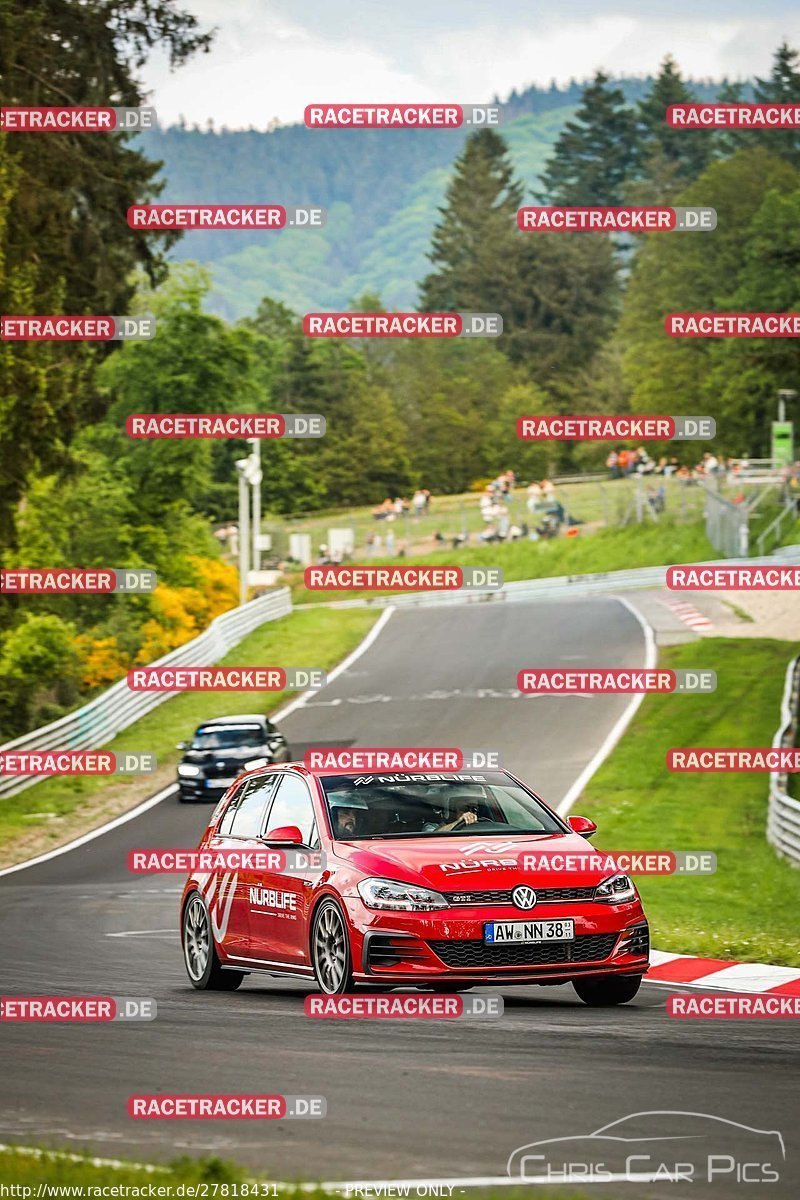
[1,596,797,1197]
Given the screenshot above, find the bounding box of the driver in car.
[333,804,363,837]
[431,795,480,832]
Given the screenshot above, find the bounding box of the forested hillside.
[137,76,726,316]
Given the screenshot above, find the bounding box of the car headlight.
[595,873,637,903]
[244,757,269,770]
[178,764,201,778]
[357,878,449,911]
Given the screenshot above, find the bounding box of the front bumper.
[178,777,233,800]
[344,897,649,984]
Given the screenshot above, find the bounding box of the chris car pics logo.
[507,1111,784,1184]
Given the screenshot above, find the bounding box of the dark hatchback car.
[176,714,291,802]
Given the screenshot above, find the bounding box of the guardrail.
[0,587,292,800]
[299,545,800,611]
[767,654,800,867]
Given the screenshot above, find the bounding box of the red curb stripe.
[764,977,800,996]
[646,956,734,982]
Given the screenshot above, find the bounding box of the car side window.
[224,777,279,839]
[263,773,316,844]
[217,781,250,836]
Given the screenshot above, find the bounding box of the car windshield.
[320,771,565,840]
[191,725,263,750]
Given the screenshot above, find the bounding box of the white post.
[236,460,250,607]
[251,437,262,572]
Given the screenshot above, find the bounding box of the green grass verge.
[0,1146,601,1199]
[579,638,800,966]
[291,519,715,604]
[0,607,377,856]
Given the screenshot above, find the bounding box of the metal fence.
[0,587,292,801]
[767,654,800,867]
[701,482,750,558]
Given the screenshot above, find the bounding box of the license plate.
[484,919,575,944]
[207,777,236,789]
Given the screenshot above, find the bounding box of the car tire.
[177,791,191,803]
[572,973,643,1007]
[311,899,353,994]
[182,891,245,991]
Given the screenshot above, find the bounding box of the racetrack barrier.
[296,544,800,611]
[0,587,292,800]
[767,653,800,867]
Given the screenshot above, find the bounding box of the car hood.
[332,831,617,891]
[183,745,266,766]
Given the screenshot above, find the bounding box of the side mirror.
[263,824,304,846]
[567,814,597,838]
[176,741,187,751]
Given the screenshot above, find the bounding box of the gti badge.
[512,885,537,910]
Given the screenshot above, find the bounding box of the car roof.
[195,714,267,727]
[238,763,516,782]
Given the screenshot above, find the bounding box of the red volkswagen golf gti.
[180,765,649,1005]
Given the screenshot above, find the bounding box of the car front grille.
[444,886,595,906]
[427,932,618,969]
[624,923,649,957]
[365,934,429,970]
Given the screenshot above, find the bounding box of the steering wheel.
[450,812,489,831]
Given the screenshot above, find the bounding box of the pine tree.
[419,129,522,313]
[635,56,713,187]
[752,41,800,168]
[539,71,638,205]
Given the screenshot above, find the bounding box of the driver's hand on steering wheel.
[441,808,478,832]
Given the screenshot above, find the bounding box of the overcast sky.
[142,0,800,129]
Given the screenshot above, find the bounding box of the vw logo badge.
[512,885,537,910]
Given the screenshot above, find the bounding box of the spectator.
[479,490,495,523]
[617,449,630,475]
[606,450,620,479]
[412,489,426,518]
[541,479,556,503]
[527,481,542,512]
